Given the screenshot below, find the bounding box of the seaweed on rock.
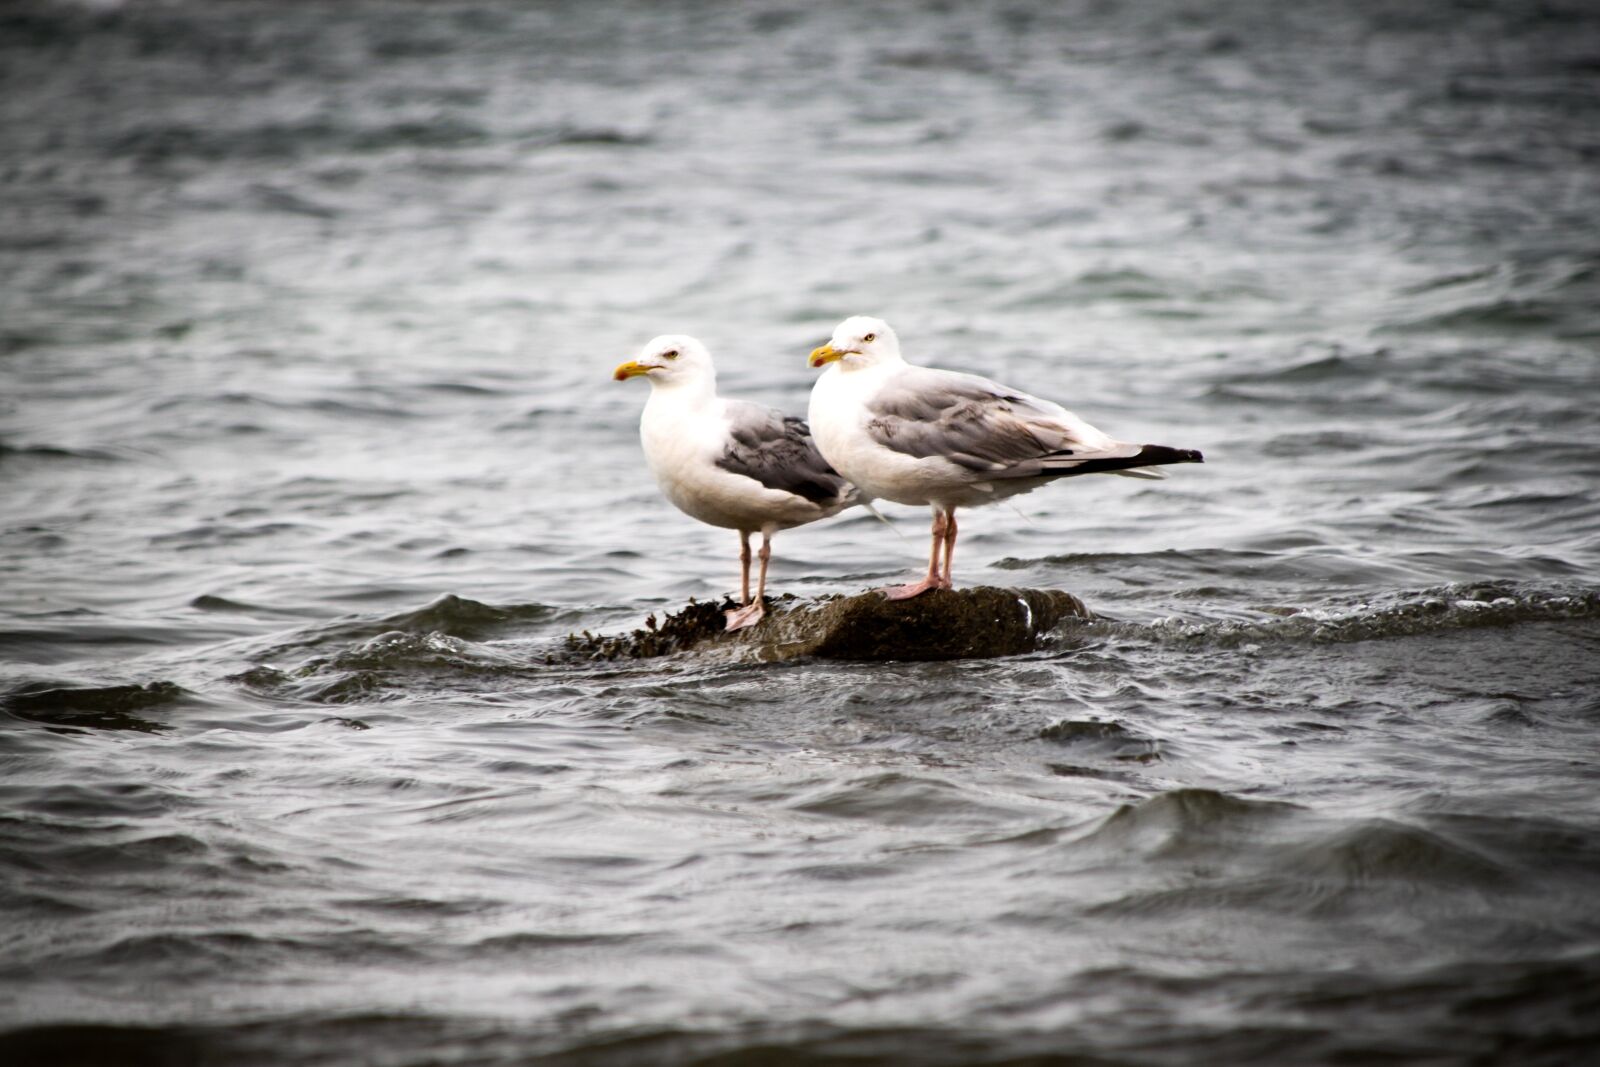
[566,587,1093,663]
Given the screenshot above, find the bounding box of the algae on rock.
[566,586,1092,663]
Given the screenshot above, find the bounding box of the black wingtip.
[1137,444,1204,465]
[1044,444,1204,478]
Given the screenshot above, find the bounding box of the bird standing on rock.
[614,335,863,630]
[807,316,1203,600]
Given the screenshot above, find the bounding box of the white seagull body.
[807,316,1202,599]
[615,335,861,629]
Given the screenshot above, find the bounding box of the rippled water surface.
[3,1,1600,1064]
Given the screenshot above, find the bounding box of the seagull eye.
[863,333,876,343]
[663,350,679,360]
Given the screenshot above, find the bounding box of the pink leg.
[725,532,771,631]
[739,532,752,605]
[939,510,957,589]
[876,509,949,600]
[757,535,771,601]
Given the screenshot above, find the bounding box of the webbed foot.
[875,577,945,601]
[724,601,766,631]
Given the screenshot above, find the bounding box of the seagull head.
[613,334,714,387]
[808,316,902,371]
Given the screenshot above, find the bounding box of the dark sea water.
[3,1,1600,1064]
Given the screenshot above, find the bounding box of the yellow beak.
[613,360,654,381]
[809,345,843,368]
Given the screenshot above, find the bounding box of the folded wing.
[718,400,860,509]
[862,366,1205,480]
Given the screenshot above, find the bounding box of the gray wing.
[865,366,1202,479]
[717,400,859,508]
[863,366,1139,478]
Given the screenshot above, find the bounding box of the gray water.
[3,1,1600,1064]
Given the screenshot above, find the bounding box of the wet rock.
[566,586,1093,663]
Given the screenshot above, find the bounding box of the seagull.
[806,316,1202,600]
[614,335,863,630]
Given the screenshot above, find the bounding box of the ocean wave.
[786,771,1036,830]
[11,928,431,986]
[1069,792,1578,933]
[3,681,186,734]
[1380,296,1569,334]
[256,594,558,658]
[0,780,194,821]
[0,442,127,465]
[240,625,537,705]
[109,118,494,162]
[4,832,211,883]
[1037,719,1164,763]
[324,631,518,673]
[1132,581,1600,647]
[1275,818,1513,888]
[1072,789,1301,859]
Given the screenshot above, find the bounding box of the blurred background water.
[2,1,1599,1064]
